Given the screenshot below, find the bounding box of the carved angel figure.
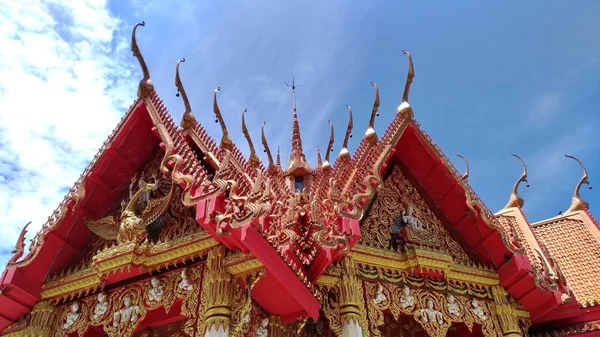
[388,205,423,251]
[148,277,164,302]
[446,295,460,317]
[471,299,487,320]
[63,302,80,330]
[85,176,173,245]
[113,296,140,328]
[372,284,387,305]
[178,269,193,291]
[419,300,443,325]
[93,292,109,322]
[256,317,269,337]
[400,286,415,309]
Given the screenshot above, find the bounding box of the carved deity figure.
[135,173,159,209]
[178,269,193,291]
[93,292,109,322]
[63,302,80,330]
[446,295,460,317]
[471,299,487,320]
[388,205,424,251]
[256,317,269,337]
[243,311,251,325]
[372,284,387,305]
[113,296,140,328]
[419,300,444,325]
[400,286,415,309]
[148,277,164,303]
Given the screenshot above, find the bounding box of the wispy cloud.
[527,93,562,126]
[0,0,137,266]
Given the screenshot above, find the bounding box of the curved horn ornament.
[241,109,259,167]
[565,154,592,213]
[339,105,353,161]
[175,58,196,129]
[365,82,380,144]
[322,121,335,170]
[261,122,275,172]
[131,21,154,98]
[456,153,470,181]
[503,153,529,210]
[213,87,233,150]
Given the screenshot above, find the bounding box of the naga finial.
[242,108,259,167]
[456,153,469,181]
[339,105,353,161]
[175,58,195,129]
[401,50,414,104]
[131,21,154,98]
[7,222,31,265]
[322,120,335,170]
[261,122,275,171]
[503,153,529,210]
[365,82,380,144]
[213,87,233,150]
[565,154,592,213]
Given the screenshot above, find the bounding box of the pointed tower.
[283,79,314,192]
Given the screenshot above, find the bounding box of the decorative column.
[491,286,523,337]
[268,315,288,337]
[338,256,367,337]
[22,301,57,337]
[200,246,235,337]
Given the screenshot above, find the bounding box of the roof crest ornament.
[339,105,353,161]
[261,122,275,171]
[503,153,529,210]
[322,121,335,170]
[241,108,259,167]
[131,21,154,98]
[213,87,233,150]
[401,50,415,104]
[456,153,469,181]
[175,58,195,129]
[565,154,592,213]
[276,146,281,169]
[365,82,380,144]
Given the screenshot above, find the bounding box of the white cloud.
[527,93,562,126]
[0,0,137,265]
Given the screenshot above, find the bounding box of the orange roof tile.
[532,212,600,307]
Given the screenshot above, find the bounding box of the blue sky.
[0,0,598,266]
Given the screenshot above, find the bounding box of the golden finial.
[339,105,353,161]
[213,87,233,150]
[316,146,322,168]
[322,121,334,170]
[456,153,469,181]
[503,153,529,210]
[365,82,380,144]
[241,108,259,167]
[175,58,195,129]
[261,122,275,171]
[401,50,414,104]
[131,21,154,98]
[276,146,281,169]
[565,154,592,213]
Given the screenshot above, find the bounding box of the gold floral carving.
[359,165,470,263]
[491,286,524,337]
[19,301,57,337]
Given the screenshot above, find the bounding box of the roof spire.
[401,50,415,104]
[365,82,380,144]
[339,105,354,161]
[322,120,334,170]
[213,87,233,150]
[241,109,259,167]
[276,146,281,169]
[131,21,154,98]
[175,58,196,129]
[565,154,592,213]
[284,79,312,175]
[316,146,322,168]
[261,122,275,172]
[456,153,469,181]
[503,153,529,210]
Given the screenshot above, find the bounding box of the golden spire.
[131,21,154,98]
[322,121,335,170]
[316,146,322,168]
[339,105,353,161]
[365,82,380,144]
[284,79,312,175]
[401,50,415,104]
[241,108,259,167]
[175,58,196,129]
[456,153,469,181]
[565,154,592,213]
[213,87,233,150]
[503,153,529,210]
[261,122,275,171]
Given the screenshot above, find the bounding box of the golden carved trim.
[316,275,340,288]
[41,270,101,300]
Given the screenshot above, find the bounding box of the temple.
[0,22,598,337]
